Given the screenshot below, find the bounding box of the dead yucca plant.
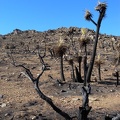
[79,28,91,56]
[95,54,104,81]
[54,37,68,81]
[54,37,67,56]
[54,45,67,57]
[79,36,90,54]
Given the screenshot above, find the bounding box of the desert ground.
[0,27,120,120]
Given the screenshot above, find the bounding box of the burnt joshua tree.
[79,28,91,85]
[79,2,107,120]
[85,2,107,84]
[54,37,67,81]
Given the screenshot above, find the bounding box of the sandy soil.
[0,52,120,120]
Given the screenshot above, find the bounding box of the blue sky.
[0,0,120,36]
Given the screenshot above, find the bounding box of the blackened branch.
[89,17,97,26]
[34,79,72,120]
[8,52,72,120]
[38,49,45,65]
[17,64,35,82]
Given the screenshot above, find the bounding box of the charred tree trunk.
[75,66,83,83]
[78,85,92,120]
[60,55,65,81]
[84,55,87,86]
[78,56,82,79]
[86,8,106,84]
[98,64,101,81]
[84,44,87,58]
[115,70,119,87]
[71,63,76,82]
